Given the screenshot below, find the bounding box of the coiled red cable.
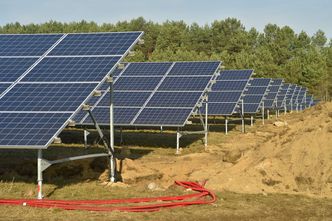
[0,181,216,212]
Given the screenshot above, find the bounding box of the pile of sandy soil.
[117,102,332,197]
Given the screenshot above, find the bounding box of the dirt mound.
[118,102,332,197]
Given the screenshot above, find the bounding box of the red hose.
[0,181,216,212]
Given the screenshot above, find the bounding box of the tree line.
[1,17,331,99]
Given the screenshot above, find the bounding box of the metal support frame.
[241,99,245,133]
[84,129,90,149]
[176,93,209,154]
[267,109,270,120]
[290,99,293,112]
[36,150,109,199]
[204,94,208,149]
[176,127,181,154]
[225,116,228,134]
[262,101,265,125]
[284,103,287,115]
[250,115,254,126]
[109,76,116,182]
[120,127,123,144]
[37,149,43,200]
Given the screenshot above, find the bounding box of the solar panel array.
[0,32,143,149]
[76,61,221,127]
[241,78,272,114]
[200,70,253,115]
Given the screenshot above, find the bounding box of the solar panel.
[146,92,202,107]
[201,69,253,116]
[158,76,212,91]
[209,91,243,103]
[168,62,221,76]
[84,107,140,125]
[0,32,143,148]
[98,92,151,107]
[134,108,193,126]
[216,70,253,80]
[77,61,221,127]
[291,86,301,108]
[121,62,172,76]
[276,83,290,108]
[305,95,313,107]
[211,81,248,91]
[240,78,271,114]
[114,77,162,91]
[285,84,296,109]
[264,78,283,109]
[249,78,271,87]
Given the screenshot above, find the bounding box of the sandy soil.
[114,102,332,197]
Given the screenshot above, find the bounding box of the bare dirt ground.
[115,102,332,198]
[0,102,332,220]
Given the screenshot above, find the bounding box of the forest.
[0,17,331,99]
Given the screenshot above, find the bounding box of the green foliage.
[0,18,331,99]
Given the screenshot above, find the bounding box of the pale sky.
[0,0,331,38]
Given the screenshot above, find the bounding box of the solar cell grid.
[97,92,151,107]
[217,70,253,80]
[0,57,39,82]
[158,76,212,91]
[204,102,237,115]
[209,91,242,103]
[243,95,264,103]
[0,83,98,112]
[0,112,71,147]
[22,56,121,82]
[211,81,247,91]
[168,62,220,76]
[48,32,142,56]
[0,34,63,56]
[243,103,261,113]
[264,100,274,107]
[249,78,271,86]
[134,108,193,126]
[114,77,162,91]
[147,92,202,108]
[246,87,268,95]
[270,79,283,85]
[122,62,172,76]
[83,107,140,125]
